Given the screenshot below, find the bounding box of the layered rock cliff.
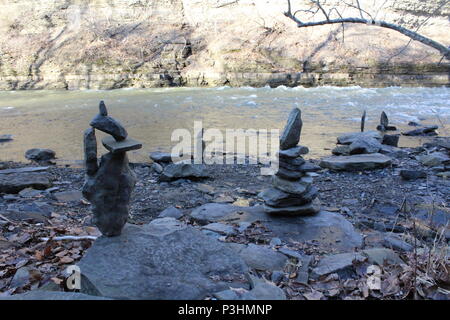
[0,0,448,90]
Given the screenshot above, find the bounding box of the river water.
[0,86,449,163]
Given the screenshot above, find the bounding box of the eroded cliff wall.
[0,0,448,89]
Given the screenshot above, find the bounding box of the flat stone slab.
[1,291,110,300]
[0,167,49,175]
[312,252,366,277]
[77,218,249,300]
[102,136,142,154]
[230,243,288,271]
[337,131,382,145]
[189,205,363,253]
[159,163,209,181]
[264,198,320,216]
[320,153,392,171]
[0,173,52,194]
[53,190,83,203]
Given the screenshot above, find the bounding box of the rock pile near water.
[261,108,320,216]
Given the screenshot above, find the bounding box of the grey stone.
[0,134,13,142]
[320,153,392,171]
[190,203,240,224]
[18,188,42,198]
[151,162,163,173]
[1,291,110,300]
[361,110,366,133]
[248,282,286,300]
[77,220,249,300]
[296,255,313,285]
[159,163,209,181]
[275,167,303,180]
[260,187,318,208]
[332,145,350,156]
[298,162,322,172]
[271,271,285,283]
[337,131,382,145]
[24,148,56,161]
[280,108,302,150]
[348,138,382,155]
[53,190,83,202]
[362,248,403,265]
[2,211,49,224]
[403,125,438,136]
[382,134,400,147]
[10,267,31,288]
[150,152,173,163]
[264,198,321,216]
[102,136,142,154]
[400,170,426,180]
[269,237,282,246]
[312,252,366,277]
[202,222,236,236]
[0,167,48,175]
[279,157,306,171]
[278,146,309,158]
[213,289,240,300]
[83,128,98,176]
[82,152,136,237]
[271,176,311,195]
[233,244,288,271]
[383,234,413,252]
[90,103,128,141]
[0,173,52,193]
[278,247,304,260]
[380,111,389,129]
[418,153,450,167]
[158,206,183,219]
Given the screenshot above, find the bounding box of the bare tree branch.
[284,0,450,59]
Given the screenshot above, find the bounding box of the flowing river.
[0,86,449,164]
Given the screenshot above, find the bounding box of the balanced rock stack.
[82,101,142,237]
[261,108,320,216]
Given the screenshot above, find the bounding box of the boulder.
[77,218,249,300]
[0,173,52,193]
[189,205,363,253]
[24,149,56,162]
[319,153,392,171]
[159,163,209,181]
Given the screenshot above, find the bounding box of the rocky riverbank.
[0,0,449,90]
[0,135,449,300]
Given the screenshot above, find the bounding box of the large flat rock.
[337,131,382,145]
[189,205,363,253]
[319,153,392,171]
[77,218,249,300]
[0,173,52,193]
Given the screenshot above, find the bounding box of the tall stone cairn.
[82,101,142,236]
[261,108,320,216]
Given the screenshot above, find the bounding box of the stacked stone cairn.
[261,108,320,216]
[82,101,142,237]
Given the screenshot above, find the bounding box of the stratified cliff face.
[0,0,448,90]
